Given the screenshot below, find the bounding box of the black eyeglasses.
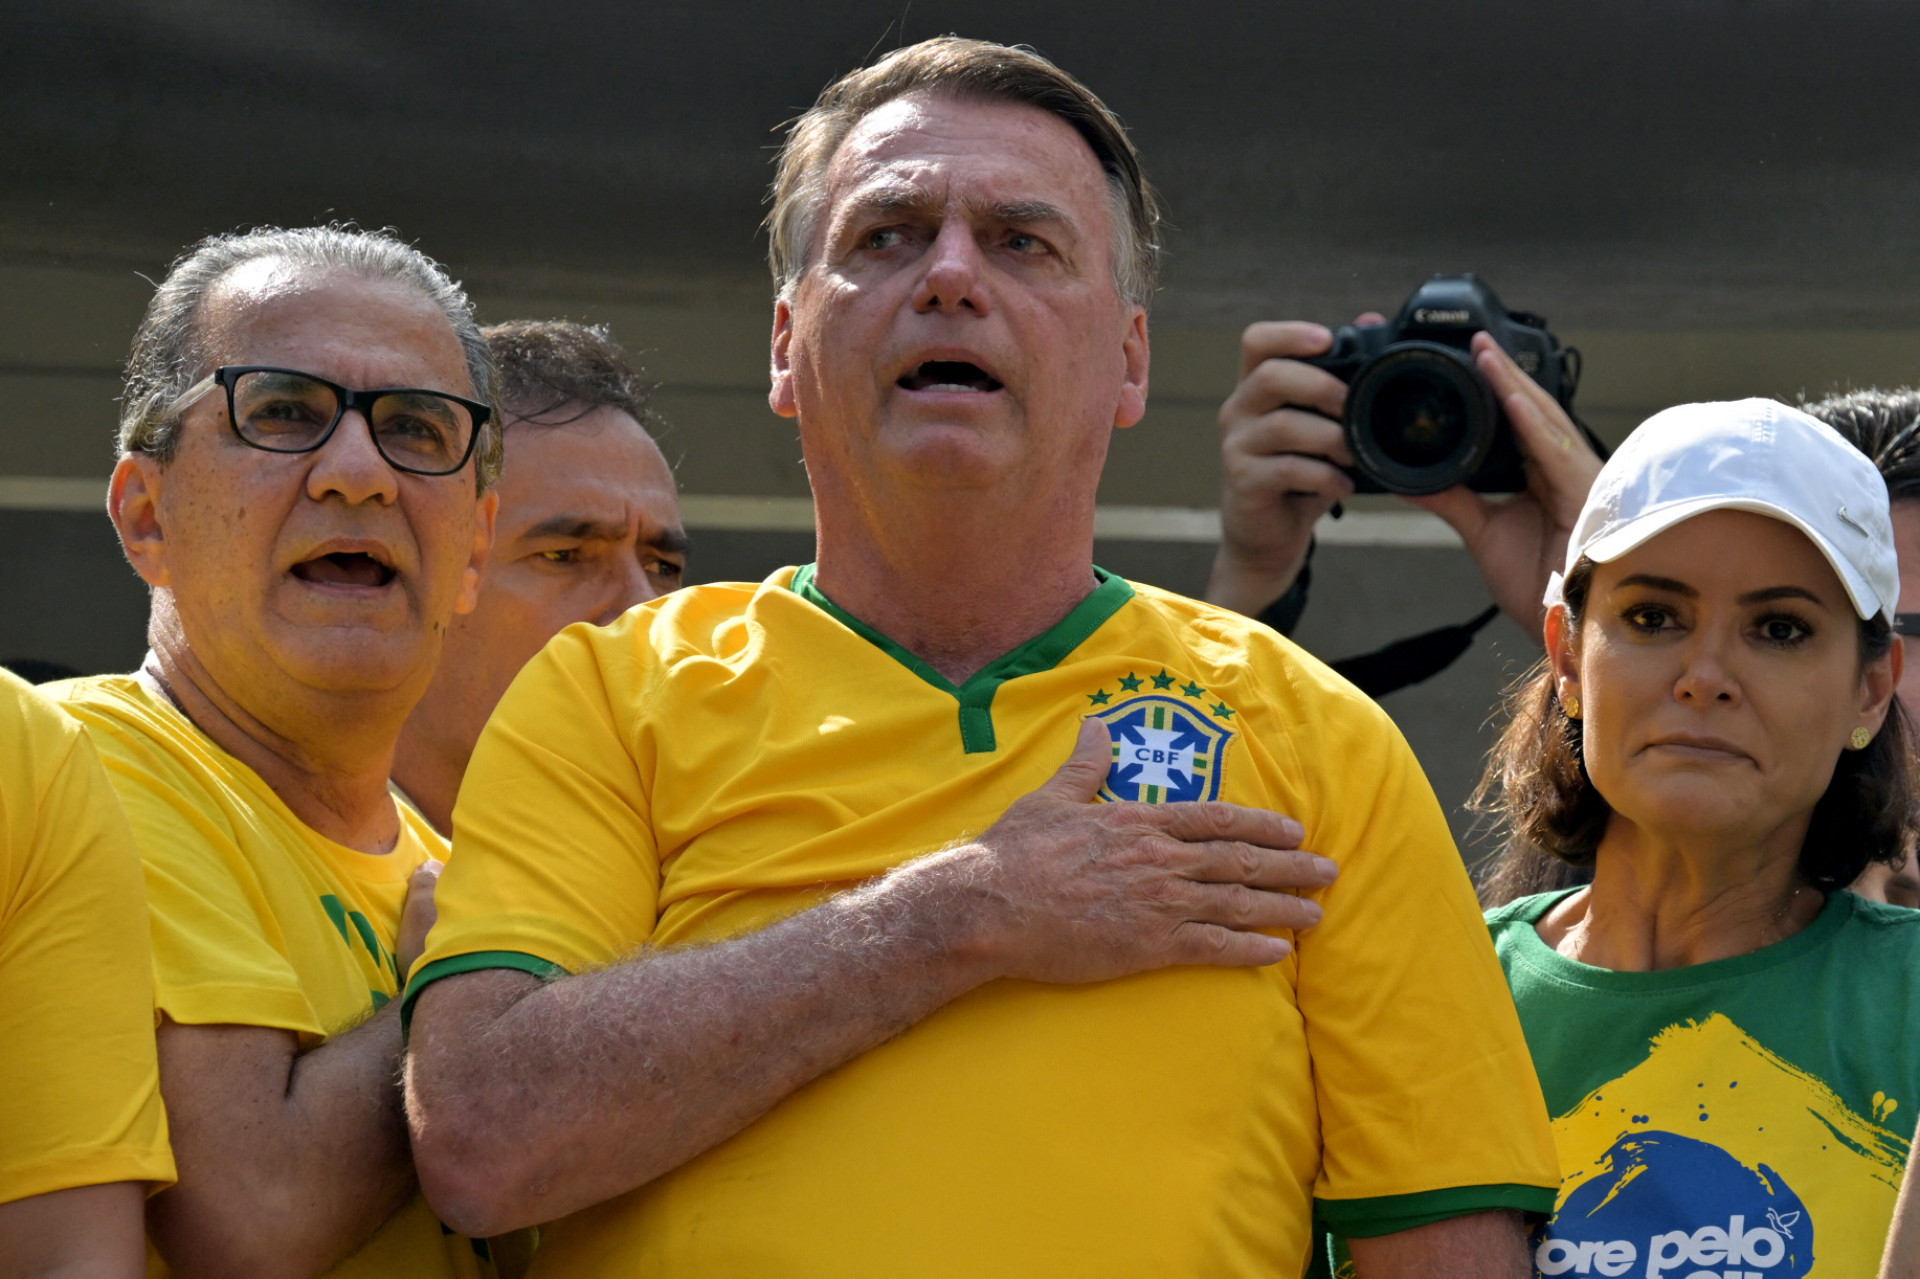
[211,366,490,477]
[1896,614,1920,638]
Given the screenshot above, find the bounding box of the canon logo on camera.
[1299,273,1584,494]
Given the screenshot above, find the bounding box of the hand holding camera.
[1207,275,1605,640]
[1205,319,1370,619]
[1409,330,1604,637]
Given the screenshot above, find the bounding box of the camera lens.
[1344,342,1498,495]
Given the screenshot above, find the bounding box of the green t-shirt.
[1488,888,1920,1278]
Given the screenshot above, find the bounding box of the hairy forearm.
[278,1005,417,1246]
[412,750,1329,1237]
[411,859,996,1235]
[1347,1210,1530,1278]
[151,1008,416,1279]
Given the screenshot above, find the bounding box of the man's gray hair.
[766,37,1162,309]
[119,225,503,489]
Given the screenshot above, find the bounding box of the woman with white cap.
[1475,398,1920,1272]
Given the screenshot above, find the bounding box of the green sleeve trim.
[788,563,1135,754]
[400,951,568,1035]
[1316,1182,1556,1238]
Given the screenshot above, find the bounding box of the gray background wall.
[5,2,1919,860]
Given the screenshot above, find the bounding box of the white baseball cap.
[1544,397,1898,622]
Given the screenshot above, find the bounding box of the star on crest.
[1087,688,1112,706]
[1151,669,1175,689]
[1211,702,1235,720]
[1182,681,1207,699]
[1118,672,1143,692]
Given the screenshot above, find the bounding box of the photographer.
[1206,313,1603,694]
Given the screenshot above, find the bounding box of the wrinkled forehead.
[196,259,472,395]
[499,410,683,533]
[824,91,1114,230]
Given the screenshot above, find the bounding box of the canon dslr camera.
[1304,274,1583,495]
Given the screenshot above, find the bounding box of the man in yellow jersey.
[406,38,1559,1276]
[392,320,688,835]
[51,225,498,1278]
[0,668,174,1278]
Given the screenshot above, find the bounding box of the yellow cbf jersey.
[51,674,478,1279]
[0,669,173,1205]
[415,568,1559,1276]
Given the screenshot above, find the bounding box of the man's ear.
[769,297,799,420]
[1113,307,1150,430]
[453,489,499,616]
[110,454,171,588]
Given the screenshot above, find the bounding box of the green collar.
[788,564,1135,753]
[1498,885,1855,991]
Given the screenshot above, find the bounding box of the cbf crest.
[1085,671,1236,803]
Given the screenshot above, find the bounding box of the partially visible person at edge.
[47,225,500,1278]
[1204,313,1604,694]
[391,319,687,836]
[1805,388,1920,908]
[405,36,1558,1277]
[1472,398,1920,1272]
[1884,1126,1920,1277]
[0,668,175,1278]
[1485,385,1920,909]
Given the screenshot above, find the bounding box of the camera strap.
[1252,541,1502,699]
[1328,604,1502,699]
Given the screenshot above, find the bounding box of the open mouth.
[898,360,1004,393]
[291,551,396,589]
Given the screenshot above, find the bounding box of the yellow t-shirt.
[51,674,477,1279]
[413,568,1560,1276]
[0,669,173,1205]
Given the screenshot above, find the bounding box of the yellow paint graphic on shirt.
[1539,1013,1906,1277]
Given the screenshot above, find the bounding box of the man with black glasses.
[51,225,498,1278]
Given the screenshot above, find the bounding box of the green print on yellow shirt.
[48,674,480,1279]
[410,569,1560,1277]
[1489,890,1920,1277]
[319,893,402,1009]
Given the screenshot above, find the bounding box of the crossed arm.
[406,718,1331,1235]
[1349,1212,1531,1277]
[0,1184,147,1279]
[406,720,1535,1274]
[144,865,442,1279]
[145,1012,413,1279]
